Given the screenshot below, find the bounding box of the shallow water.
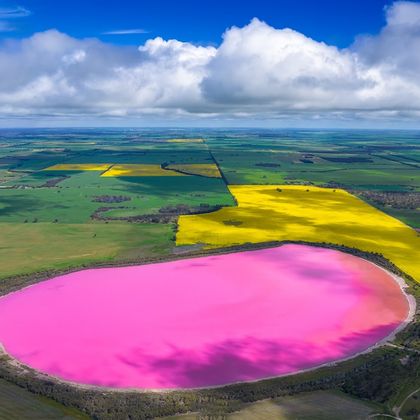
[0,245,409,389]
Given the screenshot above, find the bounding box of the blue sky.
[0,0,420,128]
[4,0,393,47]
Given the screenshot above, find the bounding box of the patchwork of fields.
[0,129,419,418]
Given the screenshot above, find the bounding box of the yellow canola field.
[44,164,112,171]
[101,164,185,177]
[166,138,204,143]
[166,163,221,178]
[177,185,420,282]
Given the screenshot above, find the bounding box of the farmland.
[0,128,419,419]
[177,185,420,282]
[163,390,381,419]
[0,222,173,281]
[0,378,87,419]
[100,164,185,177]
[165,163,222,178]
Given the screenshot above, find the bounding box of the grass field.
[0,222,173,280]
[0,171,234,223]
[229,391,379,420]
[162,390,380,419]
[399,389,420,419]
[0,379,87,419]
[177,185,420,282]
[216,156,419,191]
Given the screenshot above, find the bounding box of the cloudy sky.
[1,0,420,127]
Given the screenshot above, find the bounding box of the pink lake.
[0,245,410,389]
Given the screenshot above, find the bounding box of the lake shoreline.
[0,242,416,393]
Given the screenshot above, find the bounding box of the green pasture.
[0,171,234,223]
[0,222,173,280]
[206,135,420,190]
[0,379,87,420]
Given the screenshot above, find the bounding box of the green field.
[399,389,420,419]
[0,173,233,223]
[227,390,380,419]
[0,378,87,419]
[162,390,381,419]
[0,222,173,280]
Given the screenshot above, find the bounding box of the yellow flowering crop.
[166,163,221,178]
[166,138,204,143]
[101,164,185,177]
[44,164,112,171]
[177,185,420,282]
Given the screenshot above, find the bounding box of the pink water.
[0,245,409,389]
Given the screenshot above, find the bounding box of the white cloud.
[385,1,420,26]
[62,49,86,65]
[353,1,420,79]
[201,19,371,110]
[1,1,420,125]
